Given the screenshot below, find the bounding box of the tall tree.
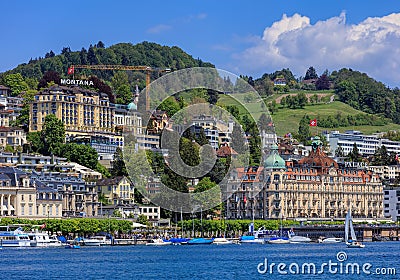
[41,114,65,155]
[111,147,128,177]
[304,66,318,80]
[231,124,246,154]
[297,115,311,144]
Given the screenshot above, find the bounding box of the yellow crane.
[69,64,170,111]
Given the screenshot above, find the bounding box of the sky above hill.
[1,0,400,87]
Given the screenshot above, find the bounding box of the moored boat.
[0,225,31,247]
[318,237,343,243]
[289,235,312,243]
[145,238,172,246]
[212,237,233,245]
[187,238,213,245]
[268,237,290,244]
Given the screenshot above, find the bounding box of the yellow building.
[29,85,114,138]
[97,176,134,205]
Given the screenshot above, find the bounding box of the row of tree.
[316,113,387,128]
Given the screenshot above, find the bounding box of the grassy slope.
[217,94,400,136]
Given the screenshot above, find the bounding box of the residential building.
[29,171,98,217]
[97,176,134,205]
[0,167,37,217]
[34,180,63,218]
[0,127,27,148]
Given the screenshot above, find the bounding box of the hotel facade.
[224,137,384,220]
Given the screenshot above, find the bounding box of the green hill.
[217,94,400,136]
[0,41,214,84]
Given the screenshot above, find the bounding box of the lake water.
[0,242,399,279]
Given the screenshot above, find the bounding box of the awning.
[8,204,15,211]
[2,205,7,211]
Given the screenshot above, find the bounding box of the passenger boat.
[0,225,31,247]
[49,235,64,247]
[27,226,52,247]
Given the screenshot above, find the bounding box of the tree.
[297,92,308,108]
[346,143,363,162]
[115,84,132,105]
[27,132,44,153]
[41,114,65,155]
[304,66,318,80]
[230,124,246,154]
[315,74,330,90]
[258,113,272,133]
[335,145,345,157]
[297,115,311,144]
[38,71,61,89]
[2,73,29,96]
[111,147,128,177]
[59,143,98,169]
[158,97,180,117]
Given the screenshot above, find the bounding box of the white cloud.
[147,24,172,34]
[234,12,400,87]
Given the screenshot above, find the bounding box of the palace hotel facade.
[224,137,383,220]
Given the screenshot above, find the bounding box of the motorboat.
[318,237,343,243]
[169,237,191,245]
[345,208,365,248]
[239,227,277,244]
[289,235,311,243]
[82,238,102,246]
[145,238,172,246]
[187,238,214,245]
[65,243,80,249]
[48,235,64,247]
[82,235,112,246]
[268,237,290,244]
[0,225,31,247]
[212,237,233,245]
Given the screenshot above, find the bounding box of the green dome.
[127,102,137,110]
[264,144,286,169]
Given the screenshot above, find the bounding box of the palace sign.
[60,79,94,86]
[344,161,368,168]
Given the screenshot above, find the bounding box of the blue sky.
[1,0,400,87]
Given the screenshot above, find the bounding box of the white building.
[325,130,400,156]
[383,187,400,222]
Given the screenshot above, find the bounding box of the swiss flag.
[67,66,74,75]
[243,195,247,204]
[309,119,317,126]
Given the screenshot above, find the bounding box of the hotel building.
[224,137,383,220]
[29,85,117,158]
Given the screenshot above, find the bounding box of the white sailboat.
[345,208,365,248]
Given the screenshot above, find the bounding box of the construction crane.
[68,64,170,111]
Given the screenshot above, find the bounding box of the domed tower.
[264,144,286,170]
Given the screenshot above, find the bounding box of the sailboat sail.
[345,211,350,242]
[350,218,357,241]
